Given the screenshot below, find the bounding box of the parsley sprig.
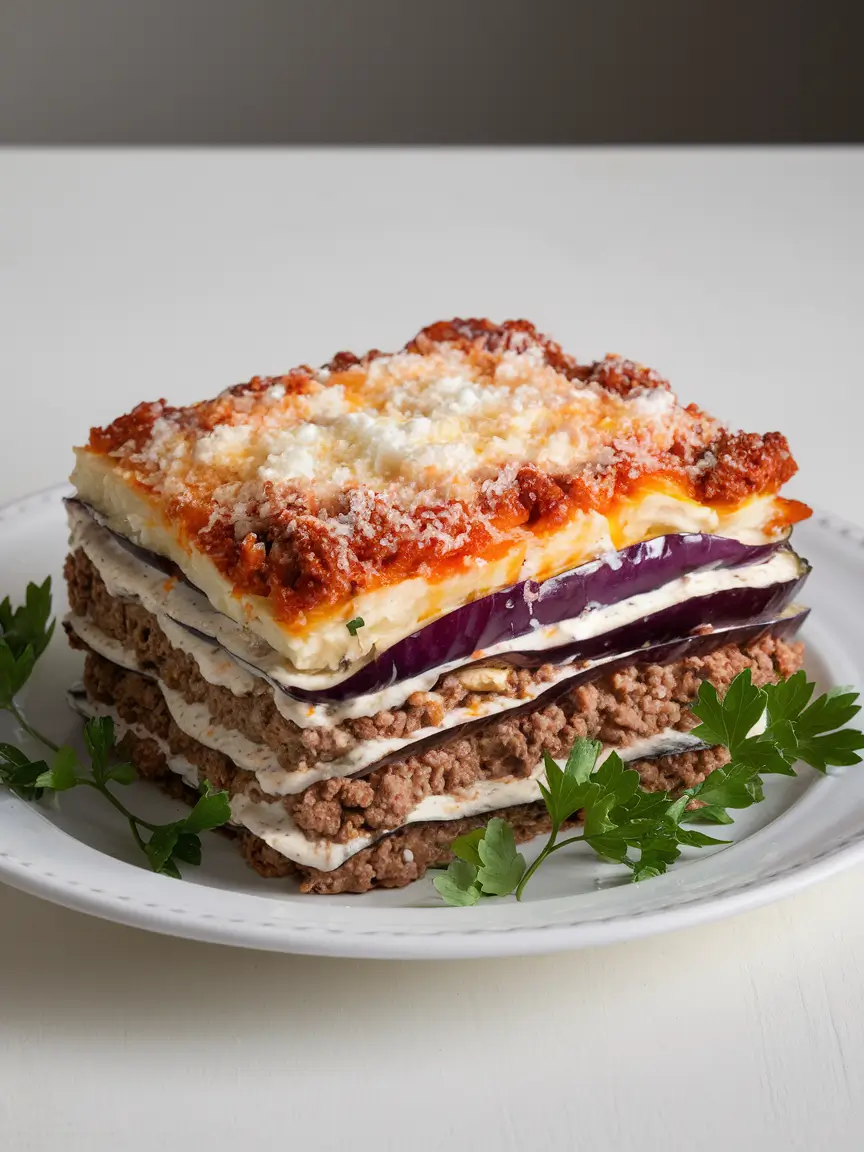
[0,577,57,749]
[434,667,864,905]
[0,578,231,878]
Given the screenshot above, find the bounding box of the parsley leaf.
[145,825,181,873]
[135,784,232,877]
[796,729,864,772]
[689,669,765,751]
[436,664,864,906]
[449,827,485,867]
[684,803,735,825]
[0,578,55,661]
[799,684,862,734]
[475,817,526,895]
[0,742,50,799]
[433,859,481,906]
[582,830,630,863]
[631,862,665,882]
[34,745,81,792]
[157,856,182,880]
[537,742,598,828]
[688,761,762,810]
[105,761,137,786]
[0,579,234,879]
[0,577,234,875]
[761,669,814,724]
[581,787,620,838]
[675,827,730,848]
[0,640,36,710]
[141,787,231,876]
[172,832,203,866]
[631,836,681,879]
[435,819,526,904]
[736,732,798,775]
[83,716,116,782]
[777,681,864,771]
[183,787,232,833]
[346,617,365,636]
[0,578,56,717]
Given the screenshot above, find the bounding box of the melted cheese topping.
[73,321,809,667]
[69,465,796,671]
[92,347,686,502]
[68,504,804,728]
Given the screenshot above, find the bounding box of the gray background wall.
[0,0,860,144]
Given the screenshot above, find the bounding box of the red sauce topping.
[83,319,810,626]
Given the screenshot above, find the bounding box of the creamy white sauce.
[69,691,708,872]
[73,451,592,670]
[158,684,282,774]
[233,729,711,870]
[67,611,599,792]
[67,585,792,799]
[73,440,791,671]
[67,613,143,676]
[69,504,802,724]
[157,615,255,697]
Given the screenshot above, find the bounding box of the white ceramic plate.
[1,485,863,958]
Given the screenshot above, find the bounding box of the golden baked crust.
[75,319,809,636]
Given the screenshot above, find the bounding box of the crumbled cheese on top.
[97,342,717,544]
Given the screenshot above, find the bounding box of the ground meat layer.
[65,551,805,814]
[80,612,803,847]
[109,716,731,894]
[65,548,560,771]
[279,631,800,839]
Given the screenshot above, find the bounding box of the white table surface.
[1,148,862,1151]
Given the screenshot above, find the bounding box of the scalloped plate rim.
[0,484,862,959]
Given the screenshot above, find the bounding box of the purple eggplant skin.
[69,499,800,697]
[217,564,808,706]
[67,607,808,784]
[314,534,787,699]
[344,606,811,776]
[288,534,789,699]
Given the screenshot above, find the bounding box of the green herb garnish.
[434,667,864,905]
[346,616,365,636]
[0,579,231,878]
[0,577,56,748]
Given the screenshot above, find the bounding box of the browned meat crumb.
[111,722,731,894]
[65,551,805,815]
[65,548,557,770]
[80,618,801,848]
[286,631,801,841]
[83,653,253,796]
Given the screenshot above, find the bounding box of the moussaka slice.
[64,319,812,892]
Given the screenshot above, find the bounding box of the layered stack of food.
[63,319,811,893]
